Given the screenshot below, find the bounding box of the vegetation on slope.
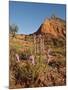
[9,16,66,89]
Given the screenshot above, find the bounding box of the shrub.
[9,47,66,88]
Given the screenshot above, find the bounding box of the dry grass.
[9,34,66,89]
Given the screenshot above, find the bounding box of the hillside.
[34,16,66,39]
[9,16,66,89]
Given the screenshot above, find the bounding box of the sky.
[9,1,66,35]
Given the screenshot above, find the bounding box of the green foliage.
[9,24,18,37]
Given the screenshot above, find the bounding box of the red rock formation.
[34,16,66,39]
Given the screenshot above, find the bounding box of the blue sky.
[9,1,66,35]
